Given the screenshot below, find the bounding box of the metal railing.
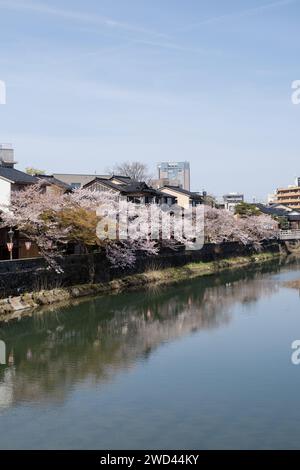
[279,230,300,240]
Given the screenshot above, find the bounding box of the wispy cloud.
[178,0,298,32]
[0,0,167,38]
[135,39,221,55]
[0,0,222,58]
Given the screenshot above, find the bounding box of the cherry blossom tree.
[0,183,279,274]
[0,183,69,270]
[204,207,278,245]
[237,214,279,247]
[0,184,159,272]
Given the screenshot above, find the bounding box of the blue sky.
[0,0,300,201]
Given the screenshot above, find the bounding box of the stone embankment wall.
[0,241,282,300]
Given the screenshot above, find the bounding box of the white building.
[223,193,244,212]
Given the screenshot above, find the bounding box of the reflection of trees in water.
[0,264,281,408]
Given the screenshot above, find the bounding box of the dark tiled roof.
[36,175,72,190]
[84,178,123,192]
[121,181,155,194]
[84,178,160,196]
[161,185,203,200]
[110,175,133,183]
[256,203,299,217]
[0,167,37,184]
[155,189,177,198]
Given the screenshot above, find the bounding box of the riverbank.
[284,279,300,290]
[0,251,285,322]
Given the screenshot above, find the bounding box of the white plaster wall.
[0,178,11,211]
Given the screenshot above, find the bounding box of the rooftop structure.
[0,166,37,185]
[0,144,17,168]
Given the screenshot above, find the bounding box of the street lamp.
[25,241,32,252]
[7,227,14,261]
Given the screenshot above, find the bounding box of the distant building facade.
[274,185,300,209]
[223,193,244,212]
[53,173,109,189]
[267,192,277,204]
[271,178,300,209]
[156,162,190,191]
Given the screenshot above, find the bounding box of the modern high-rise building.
[156,161,190,191]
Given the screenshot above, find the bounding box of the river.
[1,258,300,449]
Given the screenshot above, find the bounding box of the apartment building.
[274,183,300,209]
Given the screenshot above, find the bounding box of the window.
[71,182,81,189]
